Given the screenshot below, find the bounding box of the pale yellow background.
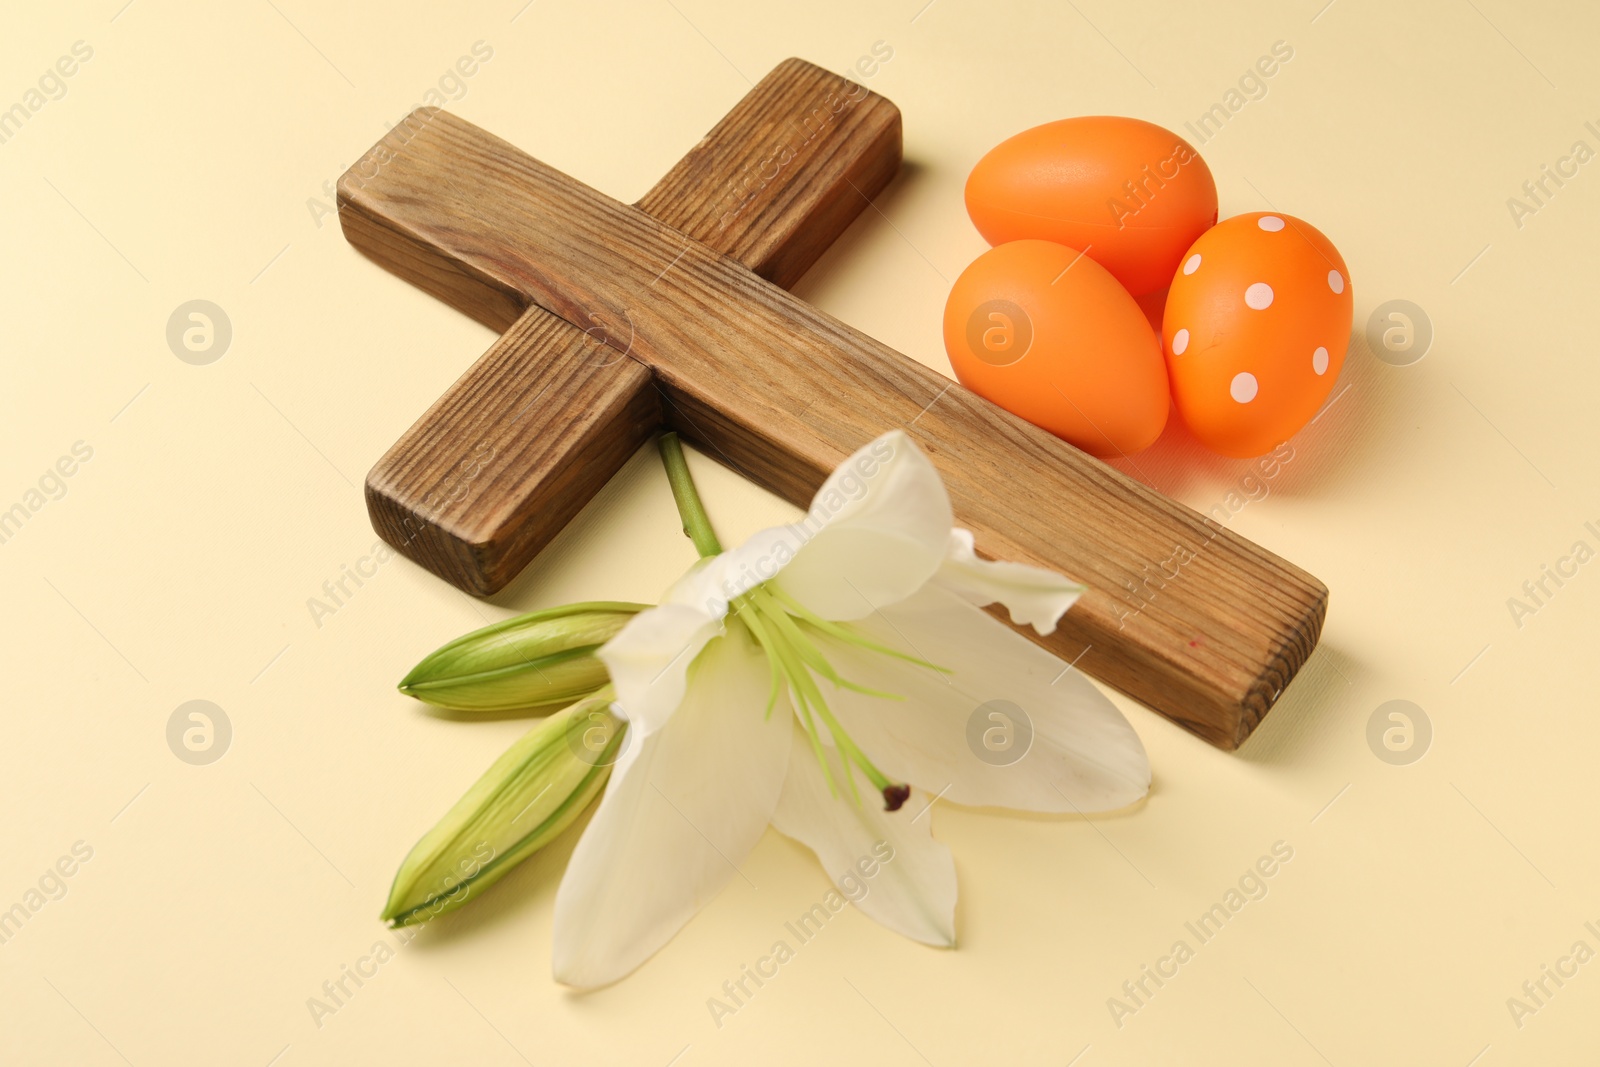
[2,0,1596,1063]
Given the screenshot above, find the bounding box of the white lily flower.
[552,431,1150,988]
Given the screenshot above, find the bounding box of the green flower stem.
[659,433,722,558]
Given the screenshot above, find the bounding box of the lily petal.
[597,602,721,737]
[815,584,1149,814]
[553,625,791,988]
[772,723,956,947]
[932,528,1086,635]
[774,431,954,621]
[661,526,817,619]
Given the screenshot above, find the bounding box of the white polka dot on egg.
[1171,328,1189,355]
[1258,216,1285,232]
[1328,270,1345,294]
[1230,372,1259,403]
[1183,254,1201,275]
[1312,346,1329,375]
[1245,282,1274,310]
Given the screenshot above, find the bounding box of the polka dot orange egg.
[944,239,1169,457]
[1163,212,1352,458]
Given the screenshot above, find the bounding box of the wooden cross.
[337,58,1326,750]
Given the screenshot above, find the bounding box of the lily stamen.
[729,583,914,810]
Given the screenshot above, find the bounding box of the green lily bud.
[381,691,627,927]
[397,601,646,712]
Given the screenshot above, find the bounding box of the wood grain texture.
[339,63,1327,749]
[363,312,660,595]
[636,56,902,289]
[349,59,901,596]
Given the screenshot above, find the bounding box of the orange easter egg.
[965,117,1218,296]
[943,239,1169,457]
